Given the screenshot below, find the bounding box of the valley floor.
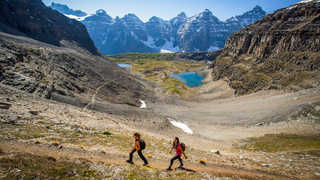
[1,82,320,179]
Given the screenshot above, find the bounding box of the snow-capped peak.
[96,9,107,16]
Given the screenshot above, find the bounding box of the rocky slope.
[211,0,320,95]
[50,3,266,54]
[0,0,98,55]
[0,0,154,106]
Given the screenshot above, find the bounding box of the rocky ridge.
[0,0,98,55]
[211,0,320,95]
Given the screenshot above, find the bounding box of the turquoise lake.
[118,64,131,68]
[170,72,204,87]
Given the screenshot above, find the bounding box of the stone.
[199,160,207,165]
[0,102,11,109]
[261,163,272,167]
[211,149,220,155]
[29,111,40,115]
[256,122,265,126]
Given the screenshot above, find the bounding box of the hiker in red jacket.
[167,137,187,170]
[126,132,148,166]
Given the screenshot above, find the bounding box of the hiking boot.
[166,168,172,171]
[143,163,149,166]
[126,160,134,164]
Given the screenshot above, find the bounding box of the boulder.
[0,102,11,109]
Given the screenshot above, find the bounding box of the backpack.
[139,139,146,150]
[180,143,186,151]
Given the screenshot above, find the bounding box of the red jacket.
[176,144,183,156]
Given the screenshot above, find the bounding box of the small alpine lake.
[170,72,204,87]
[117,64,131,68]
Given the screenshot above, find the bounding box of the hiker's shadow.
[175,167,196,173]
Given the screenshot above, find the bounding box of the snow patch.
[208,46,220,51]
[168,118,193,134]
[160,38,180,53]
[160,49,174,53]
[298,0,320,3]
[64,14,90,21]
[287,5,298,10]
[141,36,157,49]
[142,37,180,53]
[139,100,147,109]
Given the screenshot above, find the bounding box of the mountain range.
[50,3,266,54]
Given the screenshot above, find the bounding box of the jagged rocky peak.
[177,12,187,18]
[253,5,263,11]
[226,5,266,27]
[148,16,166,23]
[193,9,221,23]
[50,2,87,17]
[96,9,108,16]
[115,16,121,22]
[170,12,187,24]
[122,13,144,25]
[83,9,113,23]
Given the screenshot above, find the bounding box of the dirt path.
[0,140,293,180]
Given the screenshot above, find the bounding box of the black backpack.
[180,143,186,151]
[139,139,146,150]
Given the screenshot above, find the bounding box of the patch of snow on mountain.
[208,46,220,51]
[287,5,298,10]
[161,49,174,53]
[168,118,193,134]
[298,0,319,3]
[160,39,180,53]
[64,14,90,21]
[141,36,157,49]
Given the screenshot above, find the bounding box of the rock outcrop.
[223,1,320,58]
[0,0,98,55]
[211,0,320,95]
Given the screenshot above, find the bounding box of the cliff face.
[0,0,98,55]
[212,1,320,95]
[223,1,320,58]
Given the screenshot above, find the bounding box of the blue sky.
[42,0,300,22]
